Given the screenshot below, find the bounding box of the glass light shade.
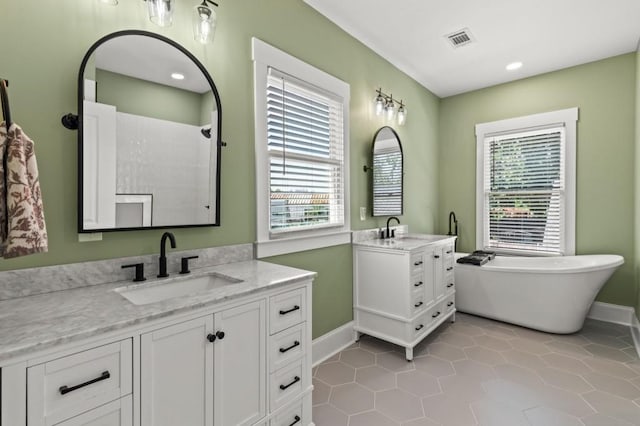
[99,0,118,5]
[385,101,396,121]
[147,0,174,27]
[193,3,217,44]
[397,104,407,126]
[374,93,385,116]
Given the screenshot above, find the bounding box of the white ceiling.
[95,35,211,94]
[304,0,640,97]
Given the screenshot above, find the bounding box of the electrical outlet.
[360,206,366,221]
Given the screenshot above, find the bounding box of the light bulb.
[147,0,174,27]
[193,2,217,44]
[374,92,385,116]
[397,103,407,126]
[385,99,396,121]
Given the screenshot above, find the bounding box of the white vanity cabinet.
[353,237,456,360]
[141,299,266,426]
[1,278,313,426]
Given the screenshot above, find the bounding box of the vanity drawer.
[444,295,455,313]
[411,313,429,340]
[27,339,132,426]
[270,323,307,373]
[270,288,306,335]
[411,293,426,315]
[410,252,425,274]
[270,396,310,426]
[444,244,455,257]
[428,303,444,326]
[444,278,455,295]
[55,395,132,426]
[270,359,305,411]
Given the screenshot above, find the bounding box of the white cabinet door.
[433,245,446,301]
[141,316,214,426]
[213,300,266,426]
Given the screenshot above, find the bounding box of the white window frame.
[475,107,578,256]
[252,38,351,258]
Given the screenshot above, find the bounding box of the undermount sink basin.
[116,273,243,305]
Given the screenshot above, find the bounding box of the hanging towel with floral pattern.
[0,122,48,258]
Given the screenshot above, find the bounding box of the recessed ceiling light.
[506,62,523,71]
[171,73,185,80]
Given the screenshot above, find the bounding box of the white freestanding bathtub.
[454,253,624,333]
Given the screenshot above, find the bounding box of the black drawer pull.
[279,340,301,353]
[446,250,452,254]
[414,301,423,308]
[433,255,440,259]
[432,311,441,318]
[289,415,301,426]
[415,324,424,331]
[280,375,301,390]
[279,305,300,315]
[447,301,454,307]
[447,283,454,288]
[414,281,423,287]
[207,333,216,343]
[414,261,423,266]
[59,371,110,395]
[446,267,453,271]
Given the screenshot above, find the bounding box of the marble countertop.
[353,233,456,251]
[0,260,316,363]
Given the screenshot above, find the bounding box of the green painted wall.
[96,69,202,125]
[0,0,440,338]
[439,54,637,307]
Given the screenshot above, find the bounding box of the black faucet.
[448,211,458,236]
[385,216,400,239]
[158,232,177,278]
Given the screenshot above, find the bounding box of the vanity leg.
[451,312,456,323]
[354,330,362,342]
[405,347,413,361]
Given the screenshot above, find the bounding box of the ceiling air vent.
[446,28,474,48]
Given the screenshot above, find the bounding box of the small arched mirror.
[371,126,403,216]
[76,30,222,232]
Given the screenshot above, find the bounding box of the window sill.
[255,231,351,258]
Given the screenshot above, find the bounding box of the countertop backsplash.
[351,224,409,243]
[0,243,253,301]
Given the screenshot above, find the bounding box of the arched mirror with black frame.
[75,30,222,232]
[371,126,404,216]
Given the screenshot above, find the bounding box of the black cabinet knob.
[434,255,440,259]
[207,333,216,343]
[216,331,225,340]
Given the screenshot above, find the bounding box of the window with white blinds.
[475,108,577,256]
[267,70,345,234]
[252,38,350,257]
[483,127,564,254]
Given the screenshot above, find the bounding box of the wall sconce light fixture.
[374,88,407,126]
[98,0,220,44]
[193,0,218,44]
[146,0,175,27]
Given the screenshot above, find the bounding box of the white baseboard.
[631,313,640,359]
[312,321,355,367]
[587,301,635,326]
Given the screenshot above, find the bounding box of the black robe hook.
[0,79,12,128]
[61,113,79,130]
